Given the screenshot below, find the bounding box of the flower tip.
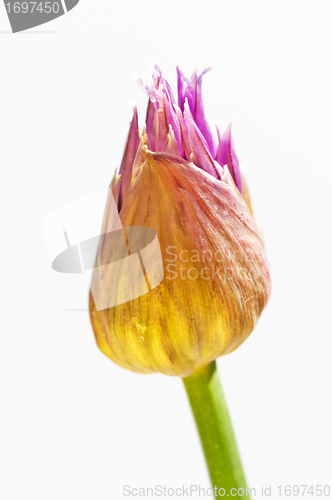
[176,65,183,76]
[128,100,137,109]
[199,66,213,80]
[183,97,191,113]
[126,104,138,125]
[136,77,149,96]
[140,143,152,158]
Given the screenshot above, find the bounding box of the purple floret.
[121,67,243,196]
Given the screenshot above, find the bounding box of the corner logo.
[3,0,79,33]
[44,189,164,311]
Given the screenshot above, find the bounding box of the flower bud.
[89,67,271,376]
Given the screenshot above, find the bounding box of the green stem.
[182,361,250,500]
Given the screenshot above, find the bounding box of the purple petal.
[155,89,169,151]
[165,125,180,156]
[143,70,175,153]
[184,100,220,179]
[154,64,176,104]
[216,123,242,192]
[176,66,189,112]
[177,67,216,158]
[183,70,197,116]
[118,107,140,209]
[145,99,157,151]
[140,67,184,155]
[163,90,183,157]
[195,69,217,158]
[174,104,191,161]
[137,77,158,151]
[139,71,161,151]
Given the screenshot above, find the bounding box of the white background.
[0,0,331,498]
